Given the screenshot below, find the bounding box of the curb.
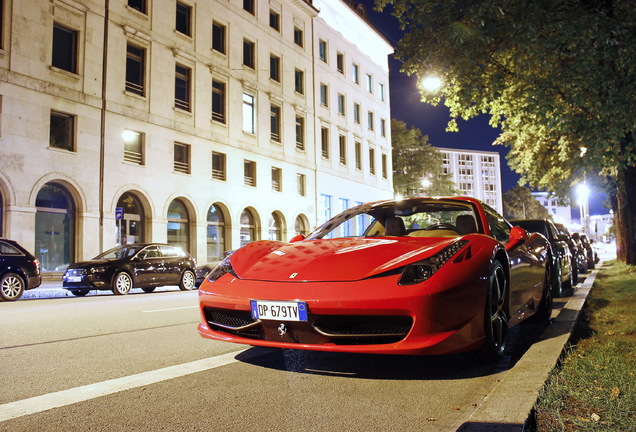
[455,264,601,431]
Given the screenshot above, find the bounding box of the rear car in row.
[0,238,41,301]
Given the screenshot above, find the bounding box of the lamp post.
[576,183,590,235]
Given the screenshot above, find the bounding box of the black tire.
[551,261,563,298]
[472,260,509,362]
[70,289,90,297]
[0,273,25,301]
[179,269,196,291]
[142,287,156,293]
[535,266,553,323]
[112,272,133,295]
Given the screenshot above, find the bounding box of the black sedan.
[0,239,42,301]
[511,219,574,297]
[63,243,196,296]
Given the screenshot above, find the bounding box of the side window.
[141,245,160,258]
[159,245,179,258]
[483,205,511,242]
[0,242,21,255]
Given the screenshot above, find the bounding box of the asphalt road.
[0,282,572,432]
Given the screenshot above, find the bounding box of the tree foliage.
[377,0,636,263]
[391,119,458,197]
[503,186,550,220]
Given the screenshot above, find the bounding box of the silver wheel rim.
[488,265,508,352]
[116,274,132,294]
[2,275,23,299]
[182,271,195,290]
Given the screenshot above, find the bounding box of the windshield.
[307,199,480,240]
[94,245,143,260]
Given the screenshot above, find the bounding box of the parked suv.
[63,243,196,296]
[0,239,42,301]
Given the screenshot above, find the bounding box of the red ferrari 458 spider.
[198,197,552,361]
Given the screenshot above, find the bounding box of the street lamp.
[421,75,442,92]
[576,183,590,235]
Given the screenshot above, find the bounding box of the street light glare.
[421,76,442,92]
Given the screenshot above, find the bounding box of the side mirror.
[508,226,528,248]
[289,234,305,243]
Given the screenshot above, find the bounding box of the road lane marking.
[142,306,198,313]
[0,348,263,422]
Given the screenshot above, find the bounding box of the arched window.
[35,183,75,271]
[240,208,258,247]
[116,192,145,244]
[268,212,283,241]
[207,204,226,262]
[294,214,309,236]
[167,199,190,253]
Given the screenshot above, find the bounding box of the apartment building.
[438,147,503,213]
[0,0,393,271]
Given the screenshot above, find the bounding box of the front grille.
[313,315,412,345]
[204,307,261,339]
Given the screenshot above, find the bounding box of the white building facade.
[437,147,503,213]
[0,0,393,272]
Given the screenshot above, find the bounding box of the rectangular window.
[271,167,282,192]
[269,10,280,31]
[244,159,256,187]
[339,135,347,165]
[337,94,345,116]
[355,141,362,170]
[320,83,328,106]
[212,22,226,54]
[321,194,332,225]
[382,153,388,179]
[297,173,306,196]
[270,54,280,82]
[242,92,256,133]
[294,69,304,94]
[380,119,386,137]
[128,0,148,15]
[321,126,329,159]
[336,53,344,74]
[295,115,305,151]
[366,74,373,93]
[174,142,190,174]
[125,44,145,96]
[52,23,77,73]
[379,83,385,101]
[352,63,359,84]
[212,151,226,180]
[368,111,374,131]
[212,80,226,123]
[243,39,255,69]
[123,130,144,164]
[176,2,192,36]
[369,147,376,175]
[353,103,360,124]
[294,26,303,47]
[319,40,327,62]
[270,104,281,142]
[128,0,147,14]
[175,64,191,111]
[49,111,75,151]
[243,0,255,15]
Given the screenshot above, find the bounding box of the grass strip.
[531,260,636,431]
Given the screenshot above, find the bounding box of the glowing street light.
[421,75,442,92]
[576,183,590,235]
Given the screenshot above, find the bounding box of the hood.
[230,237,459,282]
[67,259,122,270]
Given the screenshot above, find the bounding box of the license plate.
[250,300,308,322]
[67,276,82,282]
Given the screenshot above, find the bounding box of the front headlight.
[399,240,469,286]
[206,255,237,282]
[89,266,107,274]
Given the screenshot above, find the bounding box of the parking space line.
[0,348,250,422]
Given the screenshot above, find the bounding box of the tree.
[391,119,458,197]
[377,0,636,264]
[503,187,549,220]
